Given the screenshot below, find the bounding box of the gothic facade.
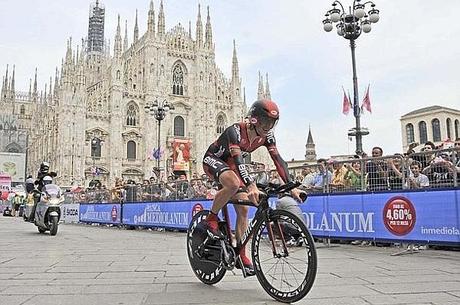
[1,1,312,187]
[0,1,271,187]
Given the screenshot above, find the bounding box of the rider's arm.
[227,124,254,186]
[265,131,291,184]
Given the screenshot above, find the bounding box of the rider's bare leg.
[233,192,251,262]
[210,171,240,215]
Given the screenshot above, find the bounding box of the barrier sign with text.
[302,189,460,244]
[79,203,121,224]
[60,204,80,224]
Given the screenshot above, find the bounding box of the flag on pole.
[342,87,352,115]
[361,84,372,113]
[147,148,163,160]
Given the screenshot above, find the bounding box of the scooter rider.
[29,162,57,221]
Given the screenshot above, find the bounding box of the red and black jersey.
[203,122,291,186]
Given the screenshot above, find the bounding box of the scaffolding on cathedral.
[87,0,105,54]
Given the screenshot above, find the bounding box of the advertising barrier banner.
[121,199,273,229]
[302,189,460,244]
[79,203,121,224]
[61,204,80,224]
[78,189,459,244]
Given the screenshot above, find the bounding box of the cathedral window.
[20,105,25,115]
[216,114,226,134]
[116,70,121,80]
[174,116,185,137]
[150,63,154,74]
[172,64,184,95]
[91,138,102,158]
[127,140,137,160]
[126,102,139,126]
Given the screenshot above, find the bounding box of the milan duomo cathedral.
[0,0,316,187]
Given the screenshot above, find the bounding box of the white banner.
[60,203,80,223]
[0,152,26,183]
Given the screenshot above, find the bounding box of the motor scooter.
[27,184,64,235]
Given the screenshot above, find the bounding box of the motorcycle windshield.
[43,184,61,198]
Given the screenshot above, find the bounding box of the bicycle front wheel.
[252,209,317,303]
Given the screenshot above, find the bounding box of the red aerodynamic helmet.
[248,99,280,130]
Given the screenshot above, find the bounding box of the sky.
[1,0,459,160]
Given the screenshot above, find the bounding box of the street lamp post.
[323,0,380,155]
[144,99,175,173]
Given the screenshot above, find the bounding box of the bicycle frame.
[221,196,289,259]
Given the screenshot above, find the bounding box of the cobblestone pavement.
[0,216,459,305]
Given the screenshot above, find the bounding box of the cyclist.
[202,99,303,276]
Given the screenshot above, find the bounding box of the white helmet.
[43,175,53,185]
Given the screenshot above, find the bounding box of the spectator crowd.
[61,142,460,205]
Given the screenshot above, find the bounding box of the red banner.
[172,139,191,171]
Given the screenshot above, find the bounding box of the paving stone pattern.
[0,217,459,305]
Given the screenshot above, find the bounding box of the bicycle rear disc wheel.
[187,210,226,285]
[252,210,317,303]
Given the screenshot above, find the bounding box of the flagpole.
[350,38,364,155]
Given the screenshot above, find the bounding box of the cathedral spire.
[10,65,15,100]
[305,125,317,162]
[28,78,32,99]
[232,40,239,83]
[3,65,9,97]
[49,76,53,102]
[196,4,203,47]
[257,71,265,100]
[205,6,213,49]
[54,67,59,97]
[33,68,38,99]
[265,73,271,100]
[114,14,122,57]
[157,0,165,36]
[65,37,73,65]
[123,20,129,51]
[133,9,139,42]
[189,21,192,39]
[148,0,155,36]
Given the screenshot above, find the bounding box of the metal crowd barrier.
[287,147,459,193]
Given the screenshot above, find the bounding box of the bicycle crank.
[220,240,236,270]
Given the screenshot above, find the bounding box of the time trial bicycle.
[186,181,317,303]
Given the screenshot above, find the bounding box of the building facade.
[400,105,460,152]
[1,0,254,187]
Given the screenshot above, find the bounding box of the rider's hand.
[247,183,260,206]
[290,188,305,203]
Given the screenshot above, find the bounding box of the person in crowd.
[365,147,388,191]
[329,160,348,191]
[252,163,270,185]
[205,180,218,199]
[412,141,436,169]
[304,159,332,192]
[345,160,362,190]
[174,174,189,200]
[191,179,207,199]
[269,171,281,185]
[407,160,430,188]
[301,167,317,189]
[387,154,407,190]
[422,151,456,186]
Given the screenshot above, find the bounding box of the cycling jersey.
[203,122,291,186]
